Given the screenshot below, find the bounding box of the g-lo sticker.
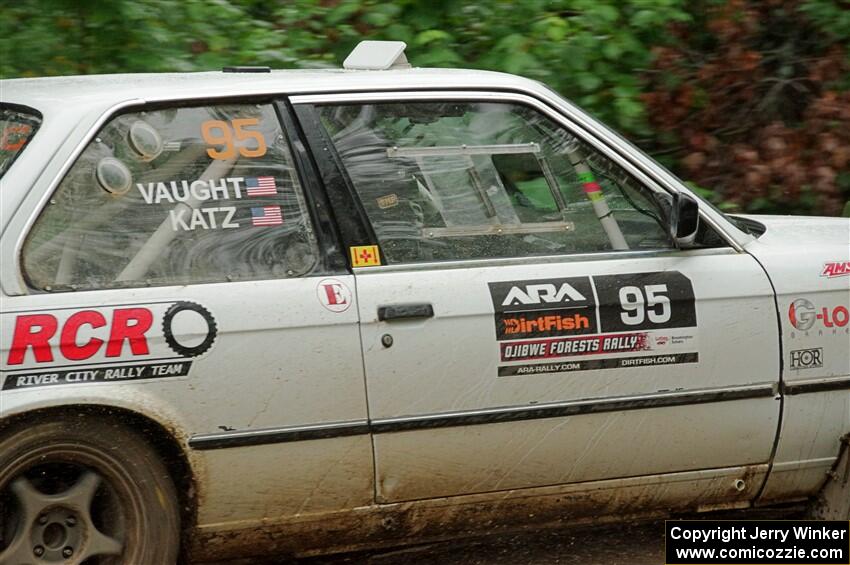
[788,298,849,332]
[317,278,352,313]
[1,301,218,390]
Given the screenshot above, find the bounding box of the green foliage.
[0,0,291,77]
[1,0,848,216]
[268,0,690,135]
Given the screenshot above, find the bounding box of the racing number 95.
[595,272,696,332]
[201,118,267,160]
[619,284,671,326]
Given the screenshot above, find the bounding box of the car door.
[296,91,781,505]
[0,99,373,524]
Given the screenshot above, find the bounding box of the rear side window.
[23,103,318,291]
[0,106,41,179]
[316,101,672,264]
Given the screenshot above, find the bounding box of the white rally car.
[1,41,848,564]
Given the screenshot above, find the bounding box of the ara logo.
[501,283,587,306]
[490,276,595,313]
[489,277,597,340]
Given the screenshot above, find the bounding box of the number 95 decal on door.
[490,271,698,377]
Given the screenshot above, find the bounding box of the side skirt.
[189,463,767,562]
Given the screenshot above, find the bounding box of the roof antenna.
[343,41,410,70]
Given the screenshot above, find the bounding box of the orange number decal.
[202,118,267,160]
[231,118,267,158]
[202,120,235,160]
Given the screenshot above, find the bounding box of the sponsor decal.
[500,332,650,362]
[350,245,381,267]
[498,352,700,376]
[822,261,850,278]
[501,312,591,338]
[788,299,849,332]
[1,301,216,390]
[491,271,698,375]
[490,276,597,339]
[161,302,217,357]
[790,347,823,370]
[4,362,191,391]
[317,278,352,313]
[376,194,399,209]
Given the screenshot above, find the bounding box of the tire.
[0,415,180,564]
[809,435,850,520]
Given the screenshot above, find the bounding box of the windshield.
[0,105,42,179]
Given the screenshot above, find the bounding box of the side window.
[23,103,318,291]
[315,101,672,264]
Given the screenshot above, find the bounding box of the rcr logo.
[502,283,587,306]
[4,302,217,367]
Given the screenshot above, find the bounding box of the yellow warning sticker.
[350,245,381,267]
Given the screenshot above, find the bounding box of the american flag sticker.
[245,176,277,196]
[251,206,283,227]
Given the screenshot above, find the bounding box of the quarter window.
[316,101,672,264]
[23,103,318,291]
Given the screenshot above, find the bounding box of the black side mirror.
[672,192,700,246]
[653,191,700,248]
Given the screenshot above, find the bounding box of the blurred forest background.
[2,0,849,216]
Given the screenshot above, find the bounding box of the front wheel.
[0,415,180,564]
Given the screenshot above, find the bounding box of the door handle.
[378,303,434,321]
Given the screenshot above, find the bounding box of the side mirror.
[653,191,700,248]
[672,192,700,246]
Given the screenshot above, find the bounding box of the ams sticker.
[490,271,698,375]
[1,301,217,391]
[822,261,850,278]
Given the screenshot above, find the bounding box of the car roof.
[1,68,539,113]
